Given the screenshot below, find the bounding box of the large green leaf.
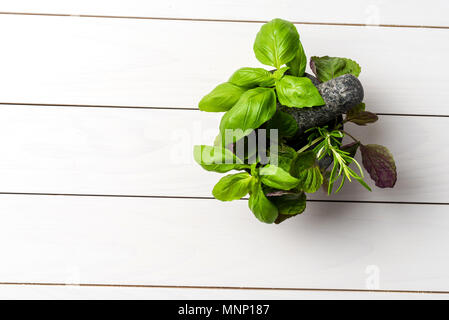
[271,192,306,215]
[290,151,323,193]
[193,145,249,173]
[265,110,298,138]
[199,82,246,112]
[248,182,278,224]
[268,192,307,224]
[212,172,254,201]
[342,58,361,76]
[219,87,276,143]
[287,40,307,77]
[272,66,290,80]
[297,166,323,193]
[269,144,297,172]
[229,67,274,88]
[310,56,361,82]
[259,164,300,190]
[276,75,325,108]
[290,151,315,176]
[253,18,299,68]
[213,133,223,147]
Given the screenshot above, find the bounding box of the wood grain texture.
[0,15,448,115]
[1,0,448,26]
[1,284,447,300]
[0,105,445,203]
[0,5,447,299]
[0,194,449,291]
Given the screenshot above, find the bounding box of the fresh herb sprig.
[194,18,397,224]
[304,127,371,194]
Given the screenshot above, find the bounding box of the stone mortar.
[280,73,364,138]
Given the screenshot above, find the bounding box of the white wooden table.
[0,1,448,299]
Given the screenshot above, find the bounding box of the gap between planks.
[1,102,449,118]
[0,192,449,207]
[0,104,444,201]
[0,282,448,295]
[0,11,448,30]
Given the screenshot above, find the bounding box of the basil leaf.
[275,213,297,224]
[276,75,325,108]
[193,145,249,173]
[248,182,278,224]
[219,87,276,143]
[287,40,307,77]
[199,82,246,112]
[290,151,315,176]
[253,18,299,68]
[360,144,397,188]
[310,56,345,82]
[265,110,298,138]
[271,192,306,215]
[229,67,275,88]
[270,144,297,172]
[213,133,223,147]
[347,111,378,126]
[297,166,323,193]
[291,151,323,193]
[272,66,290,80]
[310,56,361,82]
[259,164,300,190]
[342,58,361,76]
[212,172,254,201]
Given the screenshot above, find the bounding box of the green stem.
[297,136,323,154]
[341,130,359,143]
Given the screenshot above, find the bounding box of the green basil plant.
[194,18,397,224]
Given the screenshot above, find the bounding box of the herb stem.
[341,130,359,143]
[297,136,323,154]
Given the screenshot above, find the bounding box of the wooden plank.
[0,194,449,291]
[0,15,448,115]
[1,1,448,26]
[0,105,446,203]
[0,284,447,300]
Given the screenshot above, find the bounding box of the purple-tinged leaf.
[347,111,378,125]
[360,144,397,188]
[310,59,317,79]
[347,102,365,118]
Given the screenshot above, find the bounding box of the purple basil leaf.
[347,111,378,125]
[310,59,317,78]
[360,144,397,188]
[346,102,365,118]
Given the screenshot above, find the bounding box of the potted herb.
[194,18,397,224]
